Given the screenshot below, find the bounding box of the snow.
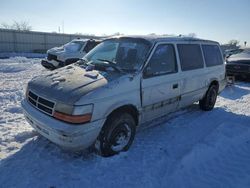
[0,57,250,187]
[0,53,46,59]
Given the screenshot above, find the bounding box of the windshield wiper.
[97,59,123,73]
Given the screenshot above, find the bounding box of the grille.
[226,64,250,71]
[28,90,55,116]
[47,53,57,61]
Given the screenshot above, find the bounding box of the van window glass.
[177,44,204,71]
[84,38,151,72]
[202,45,223,67]
[145,44,177,77]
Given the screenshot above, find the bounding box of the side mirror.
[143,66,153,78]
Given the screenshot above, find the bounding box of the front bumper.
[226,70,250,77]
[21,99,105,150]
[41,60,57,70]
[41,59,64,70]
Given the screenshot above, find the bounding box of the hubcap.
[110,123,132,152]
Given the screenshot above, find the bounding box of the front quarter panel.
[75,74,142,122]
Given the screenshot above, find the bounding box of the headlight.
[54,104,93,124]
[72,105,93,115]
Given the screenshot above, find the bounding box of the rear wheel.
[199,85,218,111]
[95,112,136,157]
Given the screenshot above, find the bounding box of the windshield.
[84,38,151,71]
[64,41,85,52]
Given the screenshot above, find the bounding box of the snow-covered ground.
[0,58,250,188]
[0,53,46,59]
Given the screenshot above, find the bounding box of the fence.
[0,29,102,53]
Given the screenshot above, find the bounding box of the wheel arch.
[105,104,139,126]
[209,79,219,92]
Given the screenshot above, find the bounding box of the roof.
[71,38,101,42]
[71,38,89,42]
[112,35,219,44]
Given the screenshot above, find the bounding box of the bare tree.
[228,39,240,47]
[75,32,83,35]
[0,20,32,31]
[111,32,122,36]
[13,21,32,31]
[221,39,241,51]
[1,22,12,29]
[187,33,197,38]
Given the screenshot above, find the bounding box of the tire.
[95,112,136,157]
[199,85,218,111]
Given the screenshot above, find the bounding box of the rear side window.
[145,44,177,77]
[202,45,223,67]
[177,44,204,71]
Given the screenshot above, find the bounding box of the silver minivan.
[22,36,226,156]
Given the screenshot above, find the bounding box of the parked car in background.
[224,48,244,58]
[226,49,250,80]
[22,36,226,157]
[41,39,101,70]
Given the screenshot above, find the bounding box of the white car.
[41,38,100,70]
[22,36,226,156]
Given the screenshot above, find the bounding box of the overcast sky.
[0,0,249,45]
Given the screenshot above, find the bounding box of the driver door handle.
[173,83,178,89]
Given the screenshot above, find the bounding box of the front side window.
[144,44,177,77]
[202,45,223,67]
[177,44,204,71]
[84,41,98,53]
[84,38,151,72]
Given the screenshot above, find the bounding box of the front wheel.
[95,112,136,157]
[199,85,218,111]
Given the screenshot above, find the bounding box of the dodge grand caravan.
[22,36,226,156]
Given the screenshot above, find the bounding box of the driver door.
[141,43,181,123]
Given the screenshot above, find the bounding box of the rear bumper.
[21,99,105,150]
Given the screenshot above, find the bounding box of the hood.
[28,65,111,104]
[227,51,250,63]
[47,46,65,55]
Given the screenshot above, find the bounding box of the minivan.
[22,35,226,156]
